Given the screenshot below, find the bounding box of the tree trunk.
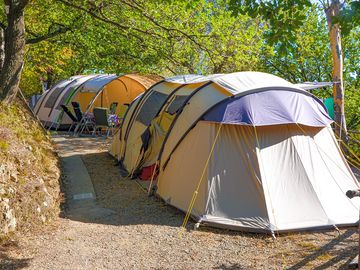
[0,27,4,71]
[45,69,54,90]
[0,1,28,104]
[325,0,348,143]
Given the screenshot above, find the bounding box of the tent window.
[44,86,67,108]
[136,91,168,125]
[56,86,77,109]
[166,95,188,115]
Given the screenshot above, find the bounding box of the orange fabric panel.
[72,92,96,111]
[90,77,146,115]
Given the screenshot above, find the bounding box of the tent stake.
[194,222,200,231]
[333,224,340,236]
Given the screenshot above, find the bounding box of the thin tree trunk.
[0,1,28,103]
[325,0,348,143]
[0,27,4,71]
[45,69,53,90]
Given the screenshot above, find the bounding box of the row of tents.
[34,73,161,129]
[34,71,359,235]
[108,72,359,234]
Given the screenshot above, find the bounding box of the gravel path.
[1,136,358,269]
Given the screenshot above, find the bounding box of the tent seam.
[288,126,331,225]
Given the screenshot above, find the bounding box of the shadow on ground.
[0,255,30,270]
[0,244,31,270]
[287,229,357,269]
[61,150,184,228]
[52,134,110,155]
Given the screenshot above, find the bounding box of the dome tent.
[110,71,359,233]
[34,74,160,129]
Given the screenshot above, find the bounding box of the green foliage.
[132,0,266,74]
[14,0,360,135]
[263,7,332,83]
[229,0,312,53]
[228,0,360,52]
[228,0,360,132]
[345,85,360,131]
[336,1,360,35]
[0,140,9,151]
[20,0,269,89]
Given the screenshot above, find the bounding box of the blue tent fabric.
[203,90,333,127]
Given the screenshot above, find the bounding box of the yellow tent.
[34,74,161,129]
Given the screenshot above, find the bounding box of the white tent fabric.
[165,74,222,84]
[157,122,359,233]
[34,75,96,127]
[48,75,97,125]
[109,71,358,233]
[34,77,78,120]
[115,72,329,175]
[77,74,119,93]
[211,72,296,95]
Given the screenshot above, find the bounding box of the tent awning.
[295,82,334,90]
[77,74,120,93]
[203,90,333,127]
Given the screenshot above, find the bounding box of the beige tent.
[109,74,218,169]
[34,74,160,129]
[109,72,359,233]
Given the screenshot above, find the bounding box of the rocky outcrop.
[0,103,60,241]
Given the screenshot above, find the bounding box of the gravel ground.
[1,136,359,269]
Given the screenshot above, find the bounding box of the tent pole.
[148,161,159,196]
[180,123,223,234]
[253,125,279,236]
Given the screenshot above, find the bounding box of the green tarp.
[323,98,334,120]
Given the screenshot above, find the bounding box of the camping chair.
[109,102,118,115]
[92,107,115,137]
[71,102,94,134]
[60,104,78,131]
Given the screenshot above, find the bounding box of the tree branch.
[57,0,157,42]
[26,24,71,44]
[119,0,212,54]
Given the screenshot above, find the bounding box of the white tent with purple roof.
[110,71,359,234]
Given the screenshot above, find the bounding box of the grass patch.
[317,252,332,261]
[297,241,318,251]
[32,129,45,143]
[0,139,9,151]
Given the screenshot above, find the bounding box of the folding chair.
[71,102,94,134]
[60,104,78,131]
[93,107,115,137]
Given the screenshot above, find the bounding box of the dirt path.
[1,135,358,269]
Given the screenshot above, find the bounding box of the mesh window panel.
[44,85,68,108]
[136,91,168,125]
[166,95,188,115]
[56,86,78,109]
